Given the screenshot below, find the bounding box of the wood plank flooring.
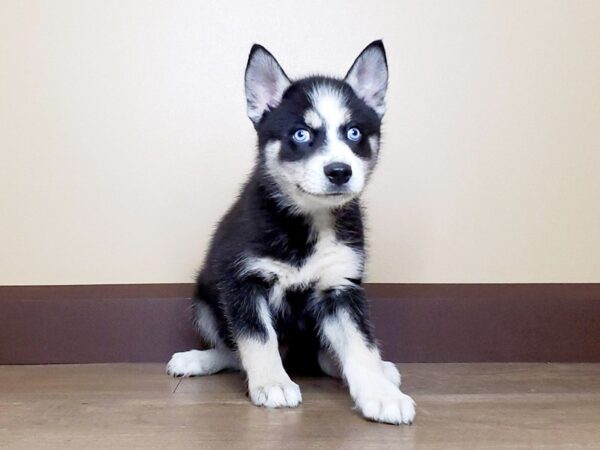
[1,363,599,449]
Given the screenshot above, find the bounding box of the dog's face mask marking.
[245,42,388,212]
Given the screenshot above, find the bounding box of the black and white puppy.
[167,41,416,425]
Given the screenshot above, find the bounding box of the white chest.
[242,219,363,308]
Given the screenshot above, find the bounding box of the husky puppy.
[167,41,415,425]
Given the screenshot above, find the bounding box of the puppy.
[167,41,415,425]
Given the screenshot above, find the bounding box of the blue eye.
[292,129,311,143]
[346,127,362,142]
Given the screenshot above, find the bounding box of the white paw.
[249,379,302,408]
[381,361,401,387]
[166,350,213,377]
[354,381,416,425]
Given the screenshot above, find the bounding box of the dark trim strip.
[1,284,599,364]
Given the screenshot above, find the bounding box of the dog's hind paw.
[167,350,208,377]
[166,349,239,377]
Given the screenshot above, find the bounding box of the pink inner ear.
[346,48,387,116]
[354,62,380,103]
[356,63,370,81]
[265,74,279,101]
[246,51,290,122]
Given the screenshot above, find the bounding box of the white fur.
[318,349,341,378]
[242,210,363,312]
[381,361,402,387]
[167,301,239,377]
[166,349,240,377]
[308,85,368,193]
[303,108,323,129]
[308,85,351,126]
[237,300,302,408]
[264,141,355,213]
[318,350,401,386]
[321,310,415,425]
[263,84,376,214]
[368,135,380,156]
[264,140,322,213]
[194,300,221,346]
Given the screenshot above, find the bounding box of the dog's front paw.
[354,381,416,425]
[249,379,302,408]
[381,361,401,387]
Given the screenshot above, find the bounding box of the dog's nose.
[324,162,352,186]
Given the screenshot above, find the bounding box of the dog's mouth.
[296,185,354,198]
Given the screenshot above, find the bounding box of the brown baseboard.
[0,283,599,364]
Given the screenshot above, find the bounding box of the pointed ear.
[344,40,388,118]
[244,44,291,124]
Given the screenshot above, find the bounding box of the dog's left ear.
[245,44,291,124]
[345,40,388,118]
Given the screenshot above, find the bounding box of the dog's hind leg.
[318,349,342,378]
[167,348,240,377]
[167,298,240,377]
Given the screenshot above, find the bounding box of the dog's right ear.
[245,44,291,124]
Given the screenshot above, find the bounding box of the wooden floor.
[1,364,599,449]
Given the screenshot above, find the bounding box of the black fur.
[193,178,373,367]
[257,77,381,163]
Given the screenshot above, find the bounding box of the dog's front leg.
[228,286,301,408]
[316,287,415,425]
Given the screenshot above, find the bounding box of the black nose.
[324,162,352,186]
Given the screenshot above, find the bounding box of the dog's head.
[245,41,388,212]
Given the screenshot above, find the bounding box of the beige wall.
[1,0,599,285]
